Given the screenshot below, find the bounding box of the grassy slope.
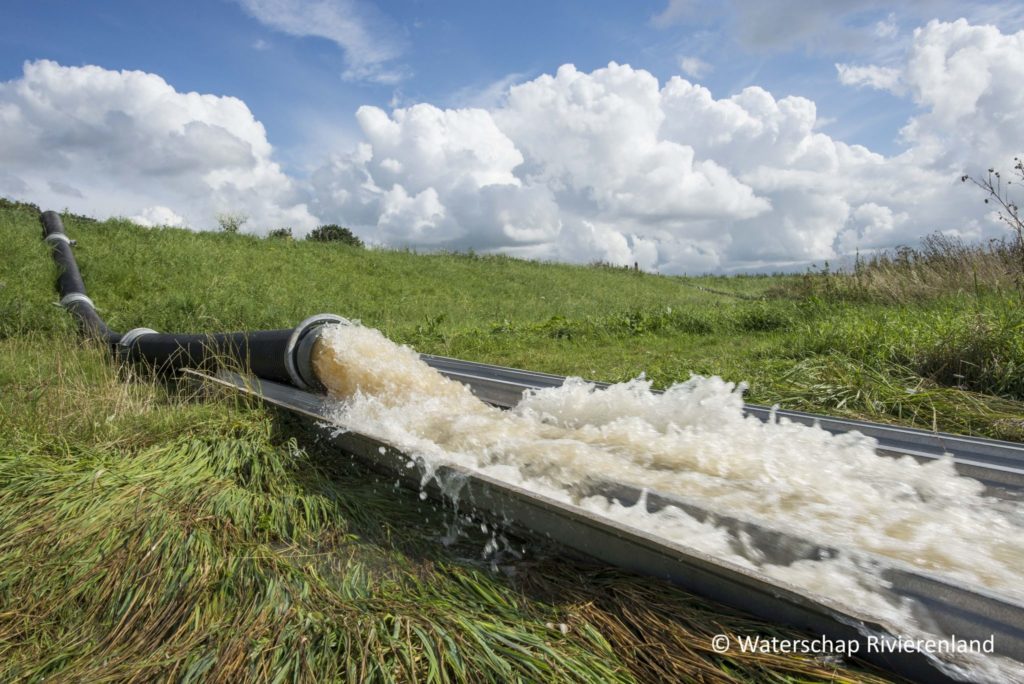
[7,205,1022,439]
[18,205,1024,438]
[2,201,1020,682]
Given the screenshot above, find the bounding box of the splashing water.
[312,322,1024,681]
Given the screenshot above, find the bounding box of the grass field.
[2,198,1022,682]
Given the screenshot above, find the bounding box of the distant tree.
[307,223,363,247]
[267,227,293,240]
[216,212,248,233]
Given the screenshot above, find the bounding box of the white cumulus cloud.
[4,18,1024,274]
[835,63,904,93]
[0,60,316,233]
[131,205,187,228]
[900,18,1024,167]
[678,56,712,79]
[311,20,1024,272]
[313,63,778,271]
[311,103,559,249]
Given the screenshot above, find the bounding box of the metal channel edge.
[187,368,1024,683]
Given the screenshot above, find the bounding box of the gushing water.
[313,322,1024,681]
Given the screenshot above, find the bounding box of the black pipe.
[41,211,342,389]
[41,211,121,345]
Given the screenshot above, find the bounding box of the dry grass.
[788,233,1024,304]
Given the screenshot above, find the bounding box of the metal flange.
[285,314,349,390]
[44,233,74,246]
[59,292,94,309]
[119,327,159,349]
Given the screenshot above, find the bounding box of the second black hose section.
[41,210,310,385]
[41,210,120,344]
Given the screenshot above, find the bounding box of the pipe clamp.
[44,233,73,246]
[119,327,158,349]
[60,293,94,309]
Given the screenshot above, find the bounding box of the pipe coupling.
[44,233,74,246]
[60,292,94,309]
[285,314,349,390]
[119,327,159,349]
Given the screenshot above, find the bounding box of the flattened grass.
[0,335,895,683]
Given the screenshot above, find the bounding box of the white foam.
[313,322,1024,682]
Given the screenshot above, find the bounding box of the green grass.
[0,335,895,684]
[7,201,1021,440]
[2,198,1021,682]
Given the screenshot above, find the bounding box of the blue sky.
[0,0,933,166]
[3,1,1024,272]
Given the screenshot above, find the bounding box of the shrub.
[216,212,247,234]
[307,224,363,247]
[267,227,293,240]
